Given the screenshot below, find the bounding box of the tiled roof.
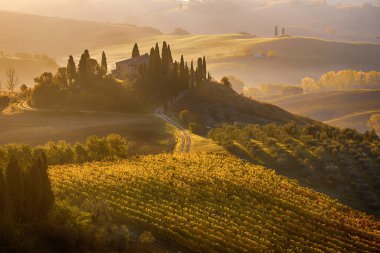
[116,54,150,66]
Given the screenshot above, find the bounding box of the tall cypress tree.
[78,49,90,86]
[27,156,43,220]
[275,25,278,37]
[162,41,169,76]
[148,47,155,77]
[167,45,173,63]
[154,43,162,98]
[197,57,203,85]
[6,156,23,222]
[185,63,190,90]
[36,151,54,218]
[132,43,140,58]
[190,60,194,88]
[172,61,179,97]
[67,55,77,86]
[101,51,108,77]
[202,56,207,80]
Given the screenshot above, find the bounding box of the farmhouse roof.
[116,53,150,66]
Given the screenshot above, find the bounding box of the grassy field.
[261,89,380,132]
[50,153,380,252]
[92,35,380,85]
[0,111,175,155]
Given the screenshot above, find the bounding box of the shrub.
[188,122,205,135]
[139,231,154,244]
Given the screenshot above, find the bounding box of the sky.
[0,1,378,21]
[0,0,378,35]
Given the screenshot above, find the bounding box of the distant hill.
[0,10,161,58]
[97,35,380,85]
[167,81,312,127]
[50,153,380,252]
[261,89,380,132]
[0,53,58,86]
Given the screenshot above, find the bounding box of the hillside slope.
[261,89,380,132]
[0,53,58,86]
[96,35,380,85]
[0,10,161,57]
[50,153,380,252]
[167,81,312,127]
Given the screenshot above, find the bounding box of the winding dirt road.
[155,106,192,153]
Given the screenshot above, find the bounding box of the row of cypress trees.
[65,50,108,88]
[133,42,209,103]
[0,151,54,224]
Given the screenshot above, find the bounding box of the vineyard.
[50,153,380,252]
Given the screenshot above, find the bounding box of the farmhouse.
[112,53,150,80]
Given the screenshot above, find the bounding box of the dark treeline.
[0,151,55,251]
[133,42,209,106]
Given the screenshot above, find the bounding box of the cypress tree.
[162,41,169,75]
[101,51,108,77]
[36,151,54,218]
[6,156,23,222]
[167,45,173,63]
[132,43,140,58]
[185,63,190,90]
[275,25,278,37]
[78,49,91,85]
[190,60,194,88]
[172,61,179,97]
[67,55,77,86]
[282,27,285,36]
[154,43,162,78]
[202,56,207,80]
[148,47,155,77]
[197,57,203,84]
[27,156,43,220]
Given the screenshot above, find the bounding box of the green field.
[50,153,380,253]
[0,111,175,155]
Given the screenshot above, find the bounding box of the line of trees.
[0,151,54,224]
[301,70,380,93]
[134,42,209,105]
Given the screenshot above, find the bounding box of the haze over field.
[0,0,379,42]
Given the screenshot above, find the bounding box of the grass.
[0,111,175,155]
[49,153,380,252]
[190,133,226,153]
[261,89,380,132]
[92,35,380,85]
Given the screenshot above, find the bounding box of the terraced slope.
[50,154,380,253]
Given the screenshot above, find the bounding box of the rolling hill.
[50,153,380,252]
[0,10,161,58]
[0,53,58,87]
[93,35,380,85]
[261,89,380,132]
[166,81,312,128]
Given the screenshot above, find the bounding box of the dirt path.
[155,106,192,153]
